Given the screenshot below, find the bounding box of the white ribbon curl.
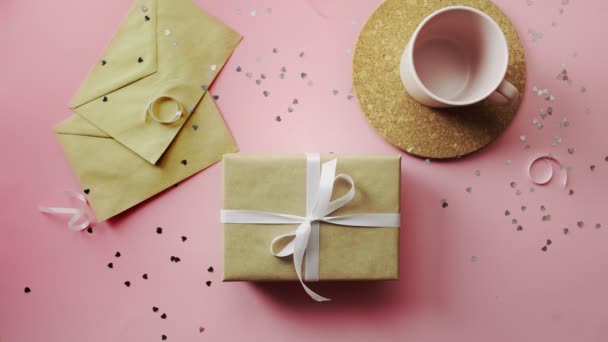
[144,96,186,124]
[220,153,401,301]
[527,155,568,188]
[38,191,92,231]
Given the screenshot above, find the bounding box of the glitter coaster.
[353,0,526,159]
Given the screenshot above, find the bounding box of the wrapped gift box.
[222,154,401,282]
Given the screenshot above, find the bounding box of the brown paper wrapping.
[222,154,400,281]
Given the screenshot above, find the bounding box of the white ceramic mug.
[399,6,519,108]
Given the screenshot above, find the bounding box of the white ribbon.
[528,155,568,188]
[38,191,92,231]
[144,96,186,124]
[220,154,401,301]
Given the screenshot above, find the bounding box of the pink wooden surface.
[1,0,608,341]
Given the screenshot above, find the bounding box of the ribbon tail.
[293,222,330,302]
[304,221,320,282]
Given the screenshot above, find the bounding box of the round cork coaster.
[353,0,526,159]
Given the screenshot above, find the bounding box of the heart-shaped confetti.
[138,57,144,63]
[250,10,256,16]
[263,91,269,97]
[181,236,187,242]
[192,124,199,131]
[153,306,159,312]
[199,327,205,333]
[210,64,217,71]
[300,73,307,79]
[275,116,282,122]
[206,281,212,287]
[142,274,148,280]
[236,66,242,72]
[164,29,172,36]
[124,281,131,287]
[287,107,293,113]
[207,266,214,272]
[292,99,299,105]
[181,160,188,166]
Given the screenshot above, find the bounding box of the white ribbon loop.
[220,154,401,302]
[528,155,568,188]
[145,96,186,124]
[38,191,92,232]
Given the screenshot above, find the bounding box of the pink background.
[2,0,608,341]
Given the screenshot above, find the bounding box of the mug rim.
[406,5,510,106]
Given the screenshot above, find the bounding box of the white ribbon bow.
[221,153,400,301]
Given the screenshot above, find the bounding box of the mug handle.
[490,80,519,104]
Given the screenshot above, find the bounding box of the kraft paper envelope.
[56,93,236,221]
[223,154,400,281]
[55,0,241,221]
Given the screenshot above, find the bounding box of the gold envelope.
[223,154,400,281]
[56,0,241,221]
[56,93,236,221]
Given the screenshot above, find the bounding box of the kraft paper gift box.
[54,0,241,221]
[222,154,401,294]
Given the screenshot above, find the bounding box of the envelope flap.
[69,0,158,108]
[54,115,111,138]
[67,0,242,165]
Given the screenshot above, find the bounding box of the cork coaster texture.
[353,0,526,159]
